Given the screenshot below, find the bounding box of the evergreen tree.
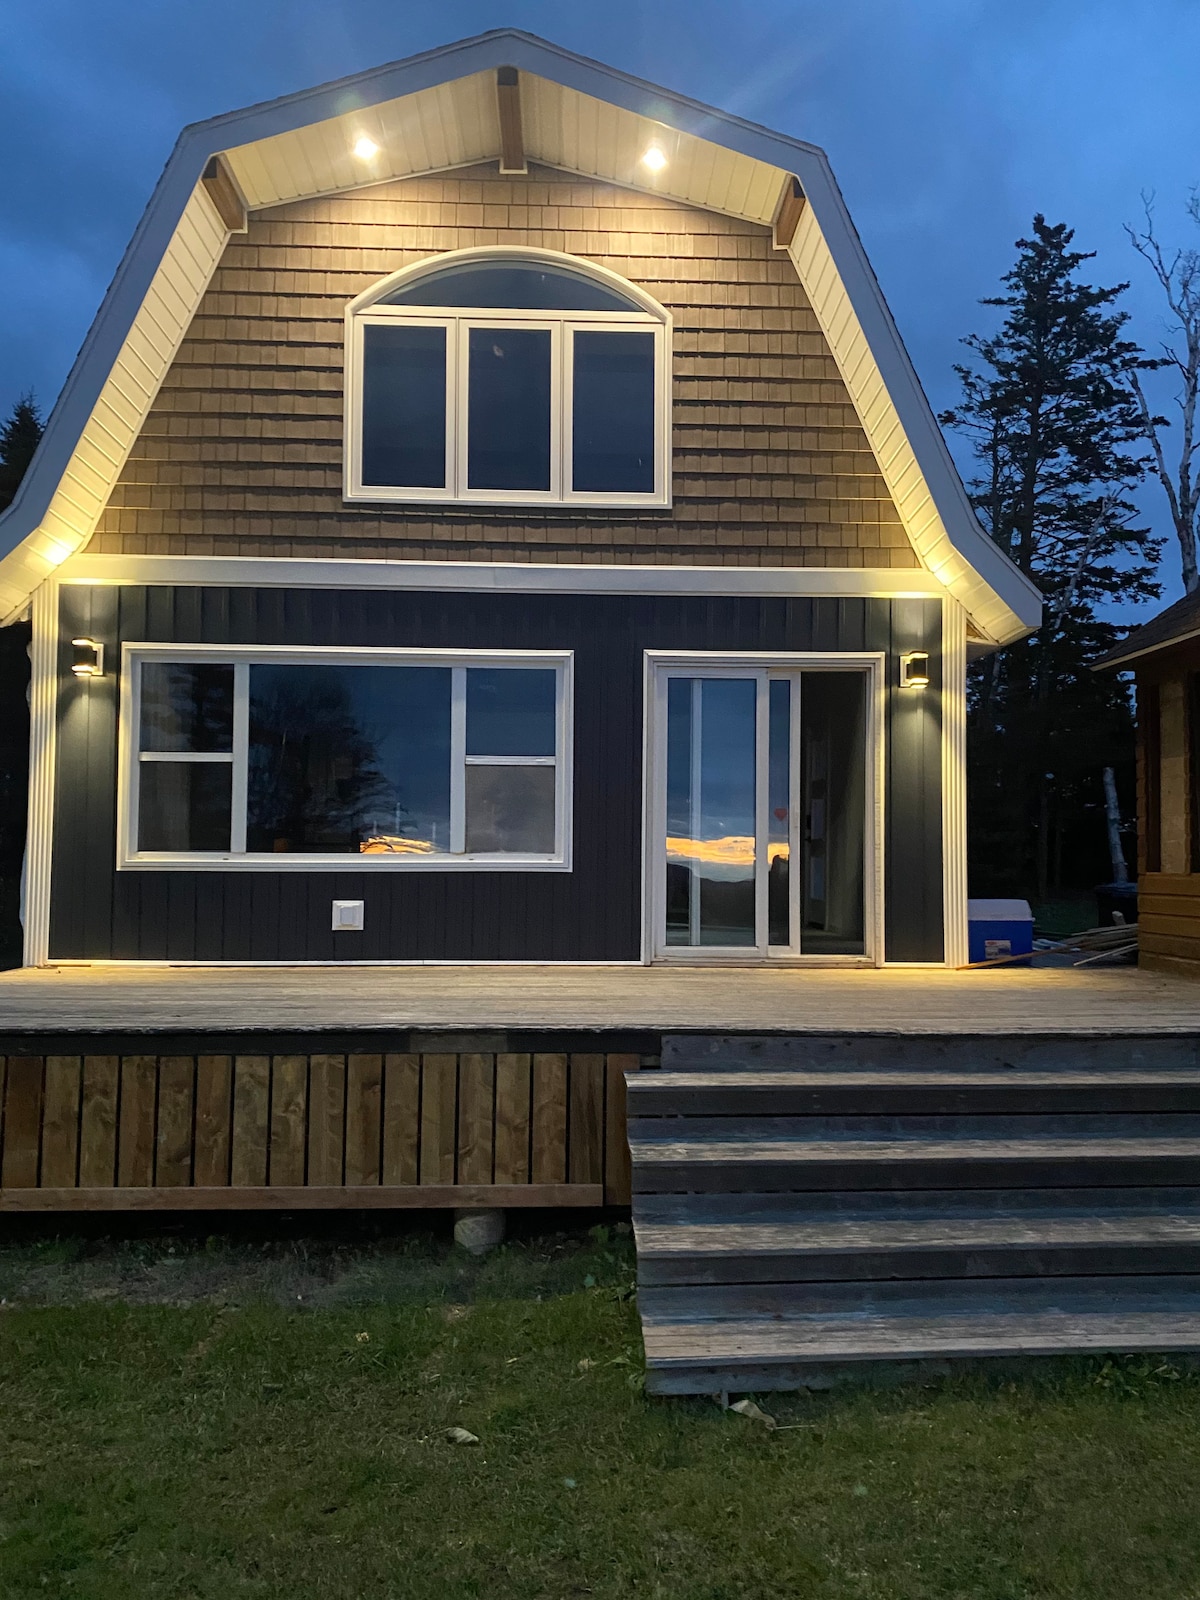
[0,392,44,512]
[940,217,1160,904]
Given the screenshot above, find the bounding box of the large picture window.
[345,249,671,508]
[119,647,573,870]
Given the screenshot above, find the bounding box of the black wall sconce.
[71,638,105,678]
[900,650,930,688]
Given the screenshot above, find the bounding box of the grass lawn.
[3,1221,1200,1598]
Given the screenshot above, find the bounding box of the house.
[0,30,1040,977]
[19,34,1200,1388]
[1096,588,1200,976]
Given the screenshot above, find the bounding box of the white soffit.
[0,29,1040,644]
[220,69,783,226]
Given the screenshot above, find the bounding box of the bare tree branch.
[1127,191,1200,591]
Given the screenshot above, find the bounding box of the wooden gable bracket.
[202,155,248,233]
[772,175,806,249]
[497,66,527,175]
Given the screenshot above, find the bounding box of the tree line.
[940,201,1200,908]
[3,200,1200,917]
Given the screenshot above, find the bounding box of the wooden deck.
[0,962,1198,1037]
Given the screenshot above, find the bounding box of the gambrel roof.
[0,28,1041,642]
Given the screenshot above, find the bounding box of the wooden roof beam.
[772,175,806,249]
[202,156,248,233]
[497,66,527,175]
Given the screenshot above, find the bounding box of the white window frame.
[117,643,574,873]
[640,651,886,966]
[344,246,672,510]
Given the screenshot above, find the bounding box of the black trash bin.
[1095,881,1138,927]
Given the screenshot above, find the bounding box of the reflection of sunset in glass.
[666,835,789,867]
[359,836,437,855]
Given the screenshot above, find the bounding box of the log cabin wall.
[0,1044,644,1210]
[89,163,918,571]
[1136,640,1200,976]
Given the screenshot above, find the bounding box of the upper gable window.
[345,250,671,509]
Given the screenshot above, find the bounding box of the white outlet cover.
[331,899,365,932]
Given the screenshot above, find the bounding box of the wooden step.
[629,1124,1200,1193]
[662,1034,1200,1074]
[639,1275,1200,1392]
[632,1035,1200,1389]
[635,1192,1200,1283]
[629,1068,1200,1116]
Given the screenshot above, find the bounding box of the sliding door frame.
[640,650,886,966]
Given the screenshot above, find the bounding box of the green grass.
[1029,895,1099,938]
[4,1226,1200,1598]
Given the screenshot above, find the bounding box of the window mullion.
[230,662,249,855]
[450,665,467,853]
[447,318,460,497]
[560,318,569,499]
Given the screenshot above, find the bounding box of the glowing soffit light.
[641,145,667,171]
[353,136,380,160]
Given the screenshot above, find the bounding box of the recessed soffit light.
[353,136,380,161]
[641,145,667,172]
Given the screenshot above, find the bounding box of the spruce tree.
[940,218,1159,905]
[0,392,44,512]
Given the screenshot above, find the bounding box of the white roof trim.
[0,28,1040,642]
[62,552,947,598]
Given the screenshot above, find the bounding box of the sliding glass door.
[650,660,875,960]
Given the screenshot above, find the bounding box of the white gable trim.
[0,182,229,622]
[0,28,1040,644]
[787,194,1038,645]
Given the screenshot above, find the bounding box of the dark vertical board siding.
[48,586,945,963]
[882,599,944,962]
[49,588,89,958]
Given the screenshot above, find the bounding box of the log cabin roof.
[1095,588,1200,670]
[0,28,1041,643]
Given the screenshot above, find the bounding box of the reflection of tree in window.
[140,663,233,752]
[246,665,452,854]
[248,671,395,852]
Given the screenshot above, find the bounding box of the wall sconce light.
[900,651,930,688]
[71,638,105,678]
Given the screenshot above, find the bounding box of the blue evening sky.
[4,1,1198,607]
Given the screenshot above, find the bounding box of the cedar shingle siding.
[93,164,917,569]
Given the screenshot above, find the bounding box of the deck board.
[0,963,1198,1036]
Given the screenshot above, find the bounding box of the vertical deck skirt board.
[48,586,944,964]
[0,1048,634,1209]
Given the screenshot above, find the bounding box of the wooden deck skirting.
[0,1051,639,1211]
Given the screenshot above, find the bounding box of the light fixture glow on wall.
[71,638,104,678]
[353,136,380,160]
[900,651,930,688]
[641,145,667,171]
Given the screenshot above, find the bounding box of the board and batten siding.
[89,163,919,572]
[49,584,944,964]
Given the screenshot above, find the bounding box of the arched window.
[345,249,671,508]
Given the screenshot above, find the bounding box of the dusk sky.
[5,1,1199,604]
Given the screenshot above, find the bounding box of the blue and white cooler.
[967,899,1034,967]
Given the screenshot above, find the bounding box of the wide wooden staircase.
[629,1033,1200,1394]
